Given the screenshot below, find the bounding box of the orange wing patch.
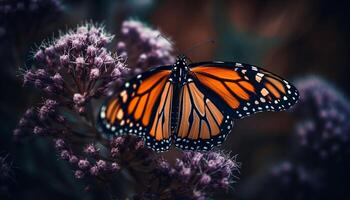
[137,70,170,94]
[123,74,168,127]
[150,82,173,140]
[141,78,166,126]
[225,82,249,100]
[192,66,241,80]
[103,69,172,131]
[239,81,255,93]
[195,73,240,109]
[105,99,122,124]
[260,76,288,101]
[177,82,224,140]
[266,77,286,93]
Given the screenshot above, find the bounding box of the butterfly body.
[99,55,299,152]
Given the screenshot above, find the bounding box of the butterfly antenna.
[157,34,181,55]
[183,39,215,55]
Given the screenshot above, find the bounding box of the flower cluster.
[14,20,239,199]
[13,100,65,139]
[252,76,350,200]
[15,23,128,182]
[293,76,350,163]
[116,19,174,75]
[23,23,127,113]
[54,138,121,179]
[141,151,240,200]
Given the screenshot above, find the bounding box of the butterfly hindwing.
[99,57,300,152]
[174,75,234,151]
[99,66,174,152]
[190,62,299,119]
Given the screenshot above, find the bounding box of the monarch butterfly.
[98,55,299,152]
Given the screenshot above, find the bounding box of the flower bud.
[75,57,85,70]
[96,160,107,170]
[34,50,45,62]
[60,55,69,66]
[73,93,85,105]
[94,57,103,68]
[74,170,84,179]
[69,155,78,164]
[78,159,90,169]
[33,126,45,135]
[111,68,121,77]
[87,45,97,56]
[84,144,97,155]
[72,39,83,49]
[52,73,63,85]
[110,162,120,172]
[55,139,65,149]
[89,68,100,79]
[110,148,119,157]
[90,166,99,176]
[199,174,211,185]
[60,150,70,160]
[180,167,191,178]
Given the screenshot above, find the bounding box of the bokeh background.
[1,0,349,199]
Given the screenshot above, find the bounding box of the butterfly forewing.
[99,57,300,153]
[174,75,233,151]
[99,66,174,152]
[190,62,299,119]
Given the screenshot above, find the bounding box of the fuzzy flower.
[14,20,240,199]
[143,151,240,199]
[293,76,350,163]
[15,23,129,182]
[23,23,127,113]
[109,136,154,170]
[116,19,175,75]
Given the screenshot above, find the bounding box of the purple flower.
[22,23,127,109]
[96,160,107,170]
[116,19,175,75]
[199,173,212,185]
[69,155,78,164]
[110,162,120,172]
[149,151,240,199]
[74,170,84,179]
[179,167,192,180]
[84,144,99,155]
[294,76,350,163]
[13,19,240,200]
[78,159,90,169]
[89,166,99,176]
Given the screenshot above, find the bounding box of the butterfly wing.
[189,61,299,119]
[98,66,174,152]
[174,74,234,151]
